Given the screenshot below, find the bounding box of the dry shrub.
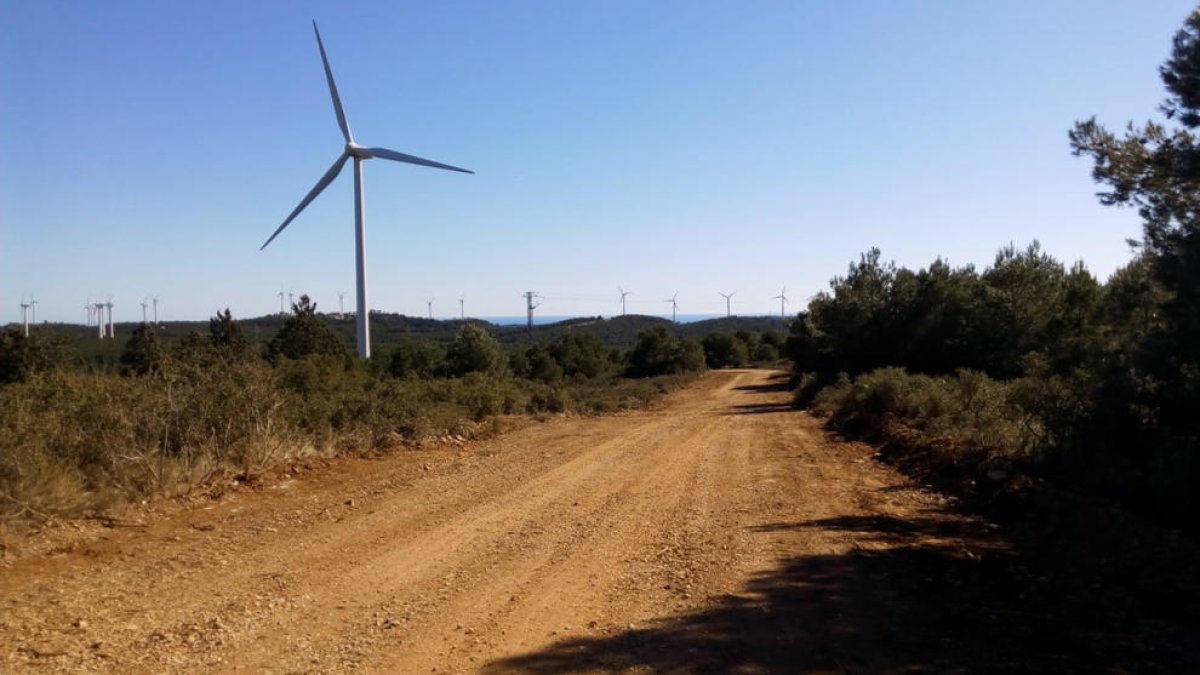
[1,352,694,524]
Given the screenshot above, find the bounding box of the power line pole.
[523,291,542,336]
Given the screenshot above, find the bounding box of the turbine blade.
[362,146,474,174]
[261,153,349,250]
[313,21,353,143]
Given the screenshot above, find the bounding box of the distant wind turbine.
[105,299,115,338]
[337,291,346,319]
[94,302,106,339]
[19,300,30,337]
[459,296,465,320]
[426,299,434,320]
[141,298,150,324]
[260,21,473,358]
[719,291,736,318]
[84,300,94,326]
[665,292,679,323]
[773,286,789,318]
[619,287,631,316]
[152,295,159,324]
[29,297,37,325]
[277,290,286,316]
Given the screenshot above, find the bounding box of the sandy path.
[0,369,1044,672]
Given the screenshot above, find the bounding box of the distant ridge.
[15,312,794,360]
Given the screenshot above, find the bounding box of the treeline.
[0,295,780,522]
[786,245,1189,526]
[787,9,1200,533]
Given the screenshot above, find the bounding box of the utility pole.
[523,291,542,336]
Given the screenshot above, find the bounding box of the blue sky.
[2,1,1196,323]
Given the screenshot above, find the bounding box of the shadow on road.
[484,506,1198,674]
[725,372,795,415]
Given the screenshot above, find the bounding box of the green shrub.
[814,367,1031,458]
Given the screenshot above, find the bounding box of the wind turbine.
[29,297,37,325]
[458,296,465,320]
[84,300,94,326]
[337,291,346,319]
[19,300,30,337]
[94,302,106,339]
[152,295,159,324]
[141,299,150,324]
[618,287,630,316]
[665,292,679,323]
[260,22,473,358]
[277,290,286,316]
[773,286,789,318]
[426,299,434,320]
[719,291,736,318]
[105,299,115,338]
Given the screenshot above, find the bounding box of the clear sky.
[2,1,1196,323]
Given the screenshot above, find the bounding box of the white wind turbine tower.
[84,300,94,326]
[277,290,286,316]
[719,291,736,318]
[94,302,106,339]
[665,292,679,323]
[337,291,346,319]
[618,287,631,316]
[29,297,37,325]
[19,300,30,337]
[260,22,473,358]
[105,299,115,338]
[773,286,789,318]
[458,296,465,320]
[426,299,434,320]
[141,299,149,324]
[152,295,159,324]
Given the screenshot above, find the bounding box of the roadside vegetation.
[789,10,1200,535]
[0,294,795,524]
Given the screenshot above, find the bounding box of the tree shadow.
[726,374,795,415]
[723,402,794,415]
[732,375,792,395]
[483,509,1199,674]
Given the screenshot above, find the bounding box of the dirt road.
[0,369,1180,672]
